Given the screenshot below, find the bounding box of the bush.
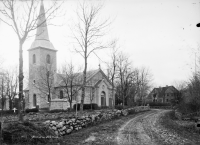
[25,107,39,113]
[39,107,49,112]
[148,102,171,107]
[99,106,109,109]
[128,109,135,114]
[115,105,124,110]
[0,110,18,115]
[90,103,99,110]
[73,103,99,110]
[177,100,200,115]
[48,109,69,113]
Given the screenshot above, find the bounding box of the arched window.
[101,91,106,106]
[33,54,36,64]
[48,94,51,102]
[46,54,50,64]
[60,90,63,99]
[33,94,37,107]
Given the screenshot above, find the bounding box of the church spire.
[29,0,56,51]
[35,0,49,41]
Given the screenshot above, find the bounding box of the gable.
[165,87,173,93]
[165,86,179,94]
[86,69,113,88]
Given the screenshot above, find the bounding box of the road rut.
[117,109,193,145]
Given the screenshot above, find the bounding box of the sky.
[0,0,200,88]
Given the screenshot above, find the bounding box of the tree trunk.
[122,88,124,107]
[70,82,73,110]
[18,42,23,121]
[70,102,72,110]
[9,98,12,110]
[80,74,86,111]
[111,75,114,108]
[80,58,87,112]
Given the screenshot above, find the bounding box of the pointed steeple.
[29,0,56,51]
[35,0,49,41]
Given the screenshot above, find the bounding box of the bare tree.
[136,67,153,105]
[58,62,81,110]
[4,67,18,110]
[116,53,134,106]
[0,72,7,111]
[114,53,153,106]
[173,80,187,91]
[33,59,56,106]
[71,1,110,111]
[107,39,119,107]
[0,0,62,120]
[177,75,200,113]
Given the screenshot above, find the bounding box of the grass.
[160,110,200,144]
[3,121,59,145]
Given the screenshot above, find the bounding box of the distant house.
[146,86,179,103]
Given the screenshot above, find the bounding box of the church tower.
[28,0,57,109]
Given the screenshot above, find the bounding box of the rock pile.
[43,106,150,136]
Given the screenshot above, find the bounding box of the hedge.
[148,102,171,107]
[48,109,70,113]
[73,103,99,110]
[25,107,39,113]
[0,110,18,115]
[114,105,124,110]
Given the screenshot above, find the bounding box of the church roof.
[25,69,113,91]
[54,69,100,87]
[29,0,56,51]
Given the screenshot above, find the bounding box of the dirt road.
[117,109,194,145]
[62,109,199,145]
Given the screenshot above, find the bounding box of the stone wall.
[43,106,150,136]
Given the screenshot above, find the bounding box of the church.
[24,1,115,110]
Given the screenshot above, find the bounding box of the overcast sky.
[0,0,200,87]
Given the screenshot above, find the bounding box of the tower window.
[46,54,50,64]
[33,54,36,64]
[33,94,37,107]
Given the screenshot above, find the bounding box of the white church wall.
[50,99,69,110]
